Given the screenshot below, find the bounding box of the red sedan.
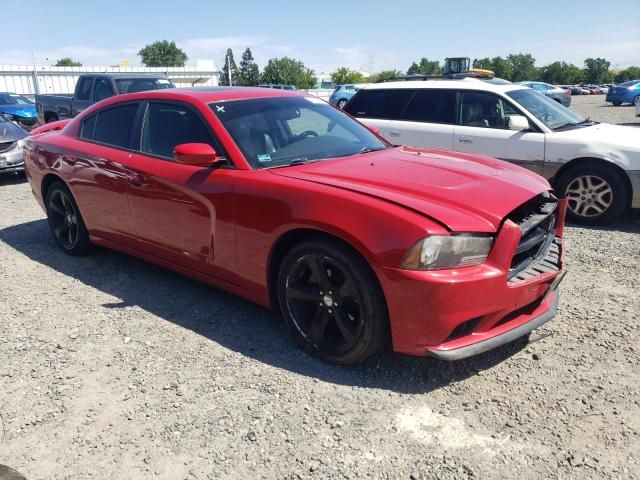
[24,88,567,364]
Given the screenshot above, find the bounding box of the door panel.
[64,140,137,244]
[453,125,545,174]
[384,120,454,150]
[126,155,237,278]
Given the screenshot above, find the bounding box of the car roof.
[86,73,169,79]
[360,77,526,94]
[83,86,307,108]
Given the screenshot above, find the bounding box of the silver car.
[0,114,28,175]
[516,81,572,107]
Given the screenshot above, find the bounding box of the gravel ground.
[1,115,639,479]
[569,94,639,126]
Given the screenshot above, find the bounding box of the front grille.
[0,141,16,153]
[507,194,559,282]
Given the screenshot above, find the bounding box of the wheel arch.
[266,227,387,314]
[41,172,66,201]
[551,157,633,208]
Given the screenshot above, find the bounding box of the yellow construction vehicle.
[443,57,494,78]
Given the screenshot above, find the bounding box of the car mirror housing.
[367,125,381,136]
[174,143,221,166]
[506,115,529,132]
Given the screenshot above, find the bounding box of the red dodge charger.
[24,88,567,364]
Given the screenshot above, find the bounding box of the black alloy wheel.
[278,240,389,364]
[46,182,91,255]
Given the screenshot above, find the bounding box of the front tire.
[612,101,622,106]
[337,99,347,109]
[555,165,628,225]
[277,239,389,365]
[633,95,640,106]
[45,182,91,255]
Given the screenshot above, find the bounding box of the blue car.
[329,84,362,109]
[0,92,37,127]
[605,80,640,106]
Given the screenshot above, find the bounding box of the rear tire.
[555,164,628,225]
[277,239,389,365]
[45,182,91,255]
[337,99,347,109]
[612,101,621,106]
[633,95,640,106]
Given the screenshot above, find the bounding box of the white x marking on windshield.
[216,105,225,113]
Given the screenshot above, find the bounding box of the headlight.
[401,234,494,270]
[16,139,25,150]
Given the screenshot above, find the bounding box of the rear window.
[115,78,174,94]
[344,89,413,119]
[400,89,456,124]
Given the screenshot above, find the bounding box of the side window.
[76,77,93,101]
[93,79,115,101]
[400,89,456,124]
[141,102,219,159]
[344,89,413,119]
[80,114,97,140]
[91,103,139,148]
[460,92,521,129]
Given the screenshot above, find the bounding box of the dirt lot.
[569,94,639,126]
[1,99,639,479]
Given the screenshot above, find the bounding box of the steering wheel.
[292,130,318,143]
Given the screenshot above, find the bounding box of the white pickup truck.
[345,78,640,225]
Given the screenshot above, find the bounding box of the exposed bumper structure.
[377,197,567,360]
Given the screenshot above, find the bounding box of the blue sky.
[2,0,638,72]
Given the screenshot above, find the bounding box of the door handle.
[458,136,473,144]
[387,129,401,137]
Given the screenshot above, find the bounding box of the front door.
[453,91,545,174]
[126,101,237,278]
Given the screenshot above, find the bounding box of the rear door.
[453,90,545,174]
[344,89,413,141]
[69,102,140,244]
[382,89,456,150]
[126,100,237,278]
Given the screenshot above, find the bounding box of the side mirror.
[367,125,381,136]
[506,115,529,132]
[174,143,221,167]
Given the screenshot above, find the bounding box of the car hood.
[269,146,550,232]
[0,119,28,142]
[555,123,640,150]
[0,104,36,117]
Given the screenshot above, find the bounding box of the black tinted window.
[76,77,93,100]
[344,89,413,119]
[400,90,456,124]
[80,114,97,139]
[93,78,114,101]
[142,103,217,159]
[89,103,139,148]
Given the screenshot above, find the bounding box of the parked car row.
[515,82,571,107]
[343,77,640,225]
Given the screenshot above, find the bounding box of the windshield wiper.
[359,147,386,154]
[553,119,597,131]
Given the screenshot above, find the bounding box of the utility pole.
[227,53,232,86]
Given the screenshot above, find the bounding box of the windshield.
[0,94,32,105]
[115,78,175,94]
[507,88,584,130]
[210,96,387,169]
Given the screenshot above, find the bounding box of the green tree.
[615,66,640,83]
[331,67,364,85]
[507,53,538,82]
[490,57,512,80]
[54,57,82,67]
[238,48,260,86]
[138,40,187,67]
[584,58,612,84]
[220,48,240,86]
[473,57,492,70]
[538,61,585,85]
[368,70,403,83]
[406,58,440,75]
[261,57,316,89]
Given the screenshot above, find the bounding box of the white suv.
[345,78,640,225]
